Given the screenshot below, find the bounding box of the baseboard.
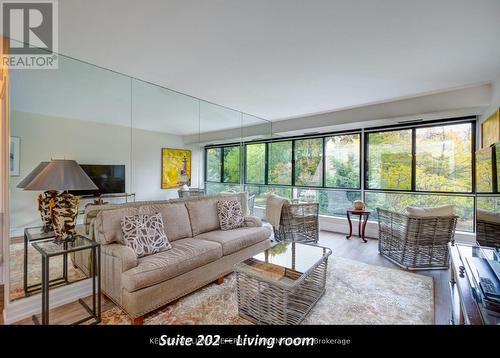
[3,278,92,324]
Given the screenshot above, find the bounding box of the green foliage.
[295,138,323,186]
[268,141,292,185]
[206,148,221,181]
[246,143,265,184]
[367,130,412,190]
[415,124,472,192]
[325,134,360,188]
[223,146,240,183]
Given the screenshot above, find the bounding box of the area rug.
[101,256,434,325]
[9,242,87,301]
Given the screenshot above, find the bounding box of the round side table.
[346,209,371,243]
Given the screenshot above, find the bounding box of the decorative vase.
[51,193,80,241]
[37,190,58,233]
[353,200,365,211]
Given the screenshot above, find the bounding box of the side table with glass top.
[31,235,101,325]
[24,226,70,296]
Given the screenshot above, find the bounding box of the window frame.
[364,120,476,195]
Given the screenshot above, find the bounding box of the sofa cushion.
[95,207,139,244]
[194,226,272,256]
[121,238,223,292]
[405,205,455,217]
[121,213,171,258]
[185,195,241,235]
[138,203,192,241]
[217,200,244,230]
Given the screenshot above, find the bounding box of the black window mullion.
[291,140,296,187]
[220,147,224,183]
[322,137,326,188]
[411,128,416,192]
[264,142,269,185]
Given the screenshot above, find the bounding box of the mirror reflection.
[8,53,270,303]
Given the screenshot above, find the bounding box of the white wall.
[9,111,200,236]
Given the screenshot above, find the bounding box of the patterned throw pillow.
[120,213,171,257]
[217,200,244,231]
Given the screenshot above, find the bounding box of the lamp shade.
[16,161,50,188]
[23,160,98,191]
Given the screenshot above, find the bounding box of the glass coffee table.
[234,241,332,325]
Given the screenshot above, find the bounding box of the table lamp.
[16,161,56,233]
[21,159,98,241]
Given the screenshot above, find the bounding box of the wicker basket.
[273,203,319,244]
[377,208,458,270]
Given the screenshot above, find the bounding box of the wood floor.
[11,231,451,325]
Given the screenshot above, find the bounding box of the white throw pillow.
[120,213,171,257]
[477,209,500,224]
[405,205,455,217]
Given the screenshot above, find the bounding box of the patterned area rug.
[9,242,87,301]
[101,256,434,324]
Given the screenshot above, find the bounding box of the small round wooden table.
[346,209,371,243]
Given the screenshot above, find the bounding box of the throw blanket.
[266,194,290,228]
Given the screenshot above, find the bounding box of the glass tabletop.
[24,226,57,241]
[235,241,331,285]
[32,235,98,257]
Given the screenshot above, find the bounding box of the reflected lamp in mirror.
[21,160,98,240]
[16,161,57,233]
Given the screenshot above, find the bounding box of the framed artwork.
[481,109,500,148]
[161,148,191,189]
[10,136,20,176]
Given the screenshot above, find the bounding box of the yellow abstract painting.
[161,148,191,189]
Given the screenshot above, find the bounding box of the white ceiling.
[51,0,500,121]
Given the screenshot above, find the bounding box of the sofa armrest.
[102,244,138,272]
[244,215,262,227]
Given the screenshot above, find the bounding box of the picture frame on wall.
[10,136,20,176]
[161,148,191,189]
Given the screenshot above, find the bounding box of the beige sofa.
[85,193,272,323]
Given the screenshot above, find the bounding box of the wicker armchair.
[273,202,319,243]
[377,208,458,270]
[476,219,500,248]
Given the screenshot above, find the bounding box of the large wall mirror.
[6,49,271,310]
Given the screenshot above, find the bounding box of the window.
[415,123,472,192]
[296,188,361,217]
[268,141,292,185]
[222,146,240,183]
[294,138,323,187]
[325,134,360,189]
[366,129,412,190]
[245,143,265,184]
[206,148,221,182]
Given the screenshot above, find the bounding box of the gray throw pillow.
[121,213,171,257]
[217,200,244,231]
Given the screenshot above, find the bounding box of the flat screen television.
[70,164,125,196]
